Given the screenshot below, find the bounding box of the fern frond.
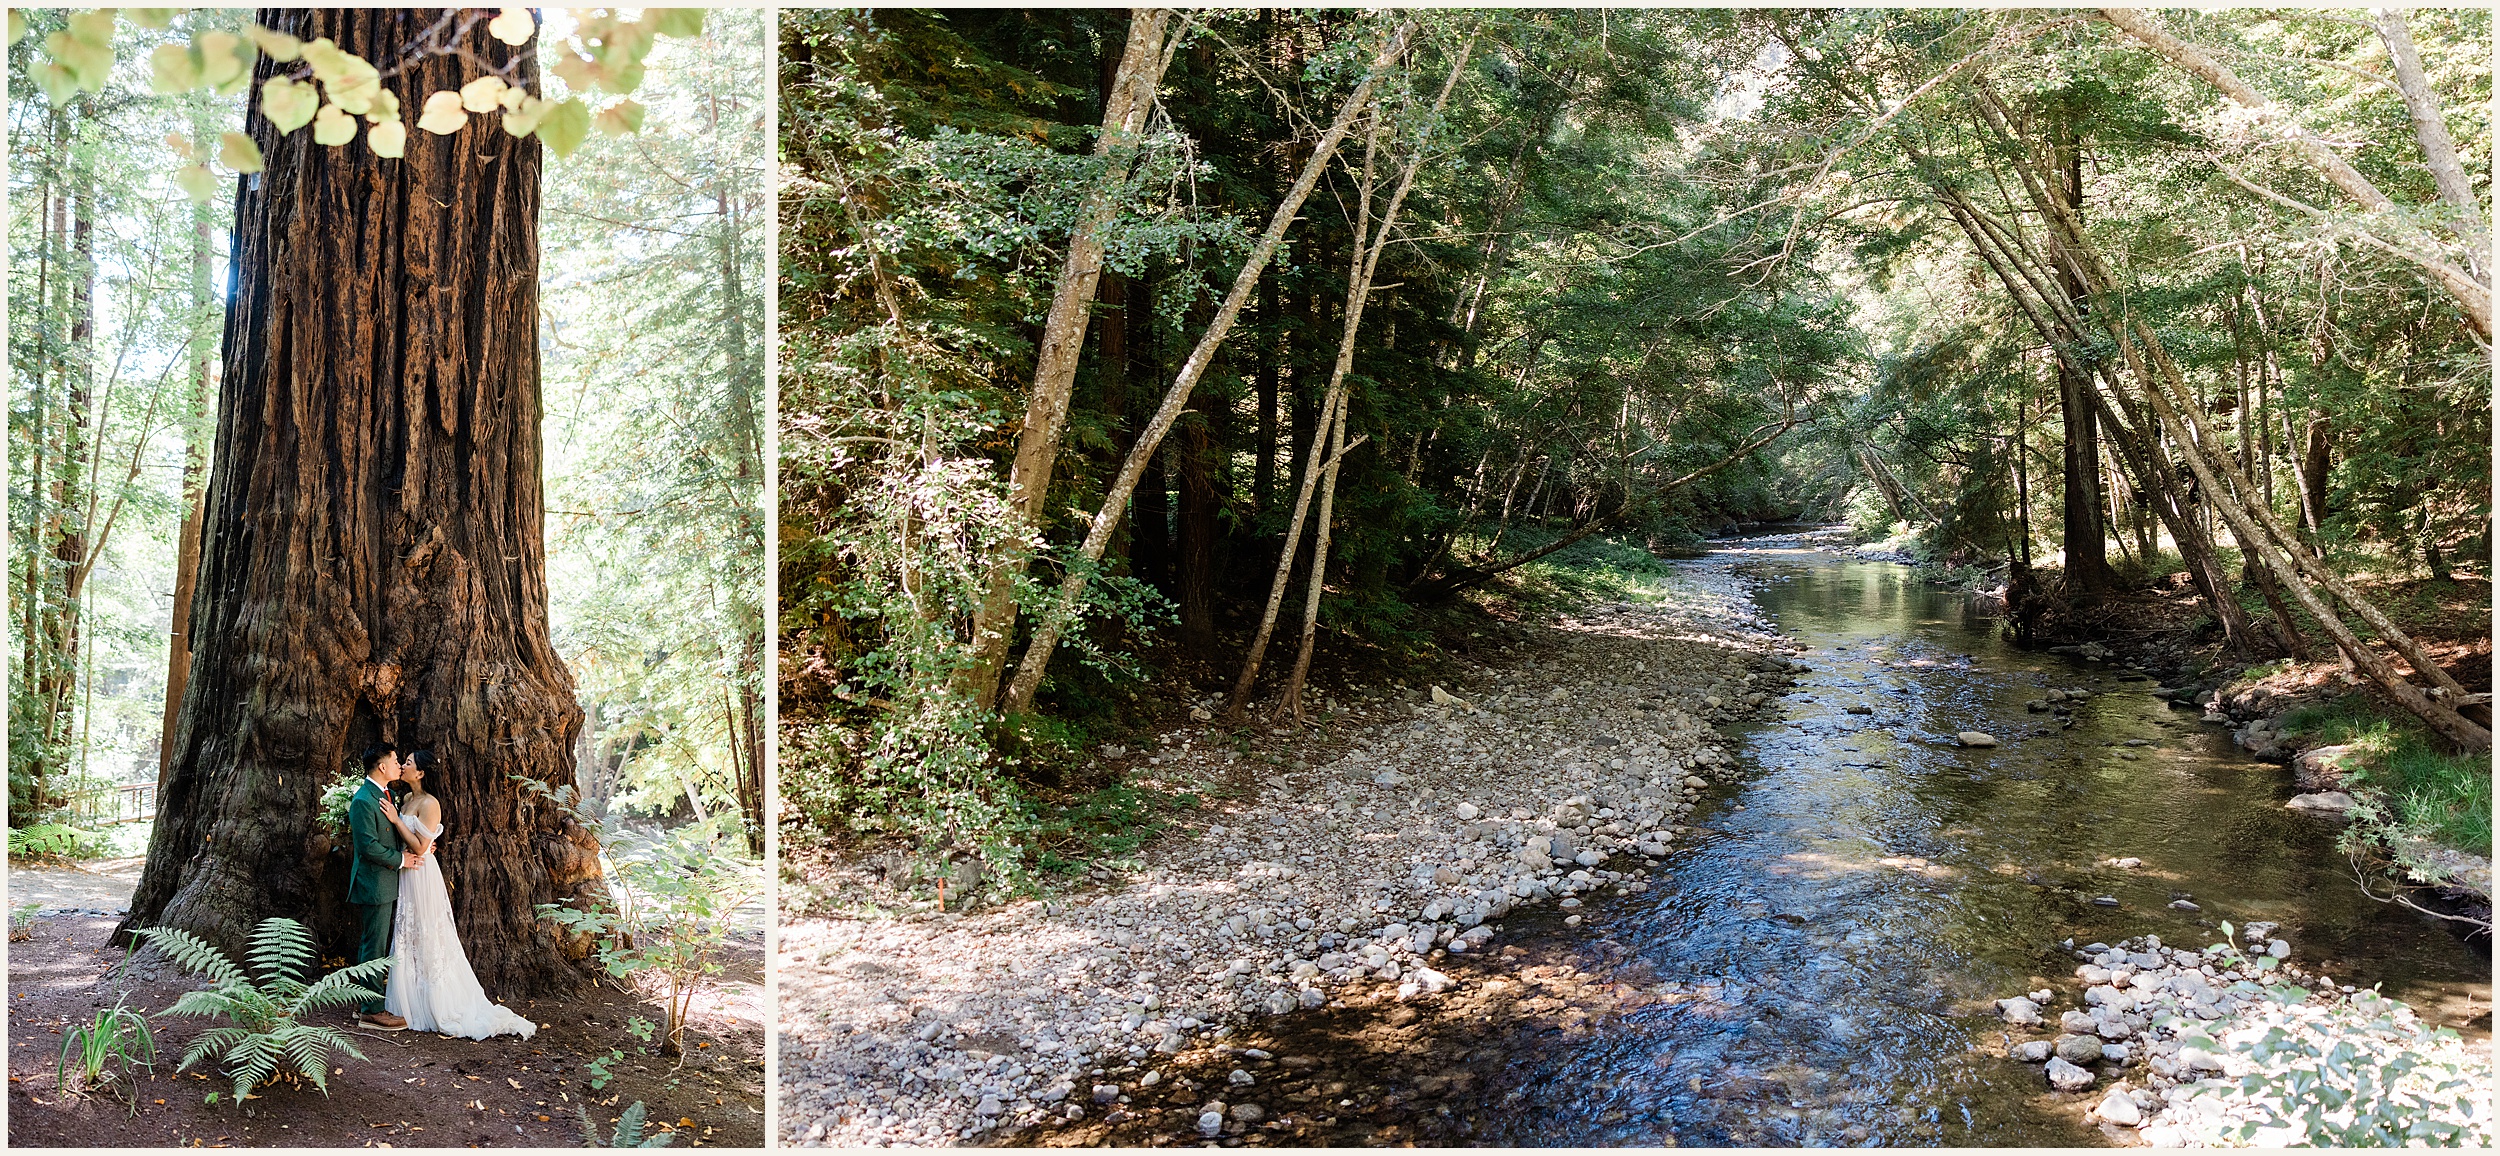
[294,960,391,1013]
[278,1025,330,1093]
[224,1032,284,1100]
[304,1024,366,1064]
[180,1026,247,1073]
[245,918,319,987]
[615,1100,649,1145]
[130,926,248,986]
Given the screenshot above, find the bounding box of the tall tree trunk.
[717,153,767,855]
[2051,110,2111,593]
[1002,18,1421,715]
[117,9,604,993]
[962,9,1175,711]
[1174,414,1221,647]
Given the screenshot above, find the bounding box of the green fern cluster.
[133,916,390,1102]
[579,1100,677,1147]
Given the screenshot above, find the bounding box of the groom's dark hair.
[359,742,397,773]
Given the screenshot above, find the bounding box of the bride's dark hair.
[408,749,436,786]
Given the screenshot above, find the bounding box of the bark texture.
[117,9,603,995]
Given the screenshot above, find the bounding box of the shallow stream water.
[1461,538,2490,1145]
[1024,536,2490,1148]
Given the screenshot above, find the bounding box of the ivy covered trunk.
[116,8,602,995]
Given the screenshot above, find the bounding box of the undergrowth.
[2277,697,2491,858]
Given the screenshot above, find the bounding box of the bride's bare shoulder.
[414,793,444,823]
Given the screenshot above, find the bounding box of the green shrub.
[8,822,109,861]
[2160,985,2492,1147]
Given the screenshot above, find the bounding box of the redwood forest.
[781,7,2491,1147]
[9,7,765,1145]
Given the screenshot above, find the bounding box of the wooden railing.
[67,782,155,827]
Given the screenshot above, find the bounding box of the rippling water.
[1465,541,2491,1146]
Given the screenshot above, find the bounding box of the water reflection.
[1469,550,2490,1147]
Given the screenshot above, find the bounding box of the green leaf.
[259,76,318,133]
[2218,920,2232,941]
[36,61,77,104]
[64,8,113,49]
[198,30,249,90]
[174,164,216,204]
[649,8,704,38]
[367,119,406,159]
[245,22,299,62]
[536,96,590,158]
[594,99,645,137]
[150,43,202,94]
[129,8,178,30]
[7,9,27,47]
[44,29,115,92]
[311,103,355,147]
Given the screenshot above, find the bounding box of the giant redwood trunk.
[116,9,602,995]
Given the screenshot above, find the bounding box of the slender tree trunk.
[1174,414,1221,647]
[2373,8,2485,251]
[962,9,1175,711]
[1002,19,1421,715]
[2299,416,2330,545]
[117,9,605,991]
[162,124,221,788]
[1279,402,1351,722]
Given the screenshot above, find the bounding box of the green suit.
[346,778,402,1013]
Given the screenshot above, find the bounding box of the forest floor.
[778,547,1799,1145]
[6,912,764,1148]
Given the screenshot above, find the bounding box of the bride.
[382,750,537,1040]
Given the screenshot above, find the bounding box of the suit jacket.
[346,778,403,906]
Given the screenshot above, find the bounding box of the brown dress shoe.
[357,1011,408,1030]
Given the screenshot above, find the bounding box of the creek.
[1036,533,2490,1148]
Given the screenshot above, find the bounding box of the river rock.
[1454,802,1481,821]
[2014,1040,2053,1062]
[1229,1102,1265,1123]
[1846,704,1873,715]
[1197,1110,1225,1137]
[2096,1088,2143,1126]
[2045,1056,2095,1091]
[2054,1034,2104,1064]
[1517,847,1552,871]
[1092,1084,1121,1105]
[1955,731,1999,748]
[2285,791,2357,815]
[1996,996,2042,1025]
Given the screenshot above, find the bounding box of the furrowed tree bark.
[1000,18,1420,716]
[961,9,1175,711]
[2097,6,2491,338]
[116,8,605,993]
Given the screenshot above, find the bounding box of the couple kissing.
[345,744,536,1039]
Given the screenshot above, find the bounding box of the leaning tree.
[113,8,603,994]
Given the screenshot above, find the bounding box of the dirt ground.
[7,913,763,1148]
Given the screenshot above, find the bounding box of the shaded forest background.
[784,6,2491,896]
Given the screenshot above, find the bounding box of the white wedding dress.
[383,816,537,1040]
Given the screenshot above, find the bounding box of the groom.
[347,743,419,1031]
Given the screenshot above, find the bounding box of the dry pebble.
[778,557,1794,1145]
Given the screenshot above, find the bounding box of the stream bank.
[778,552,1795,1146]
[778,530,2490,1148]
